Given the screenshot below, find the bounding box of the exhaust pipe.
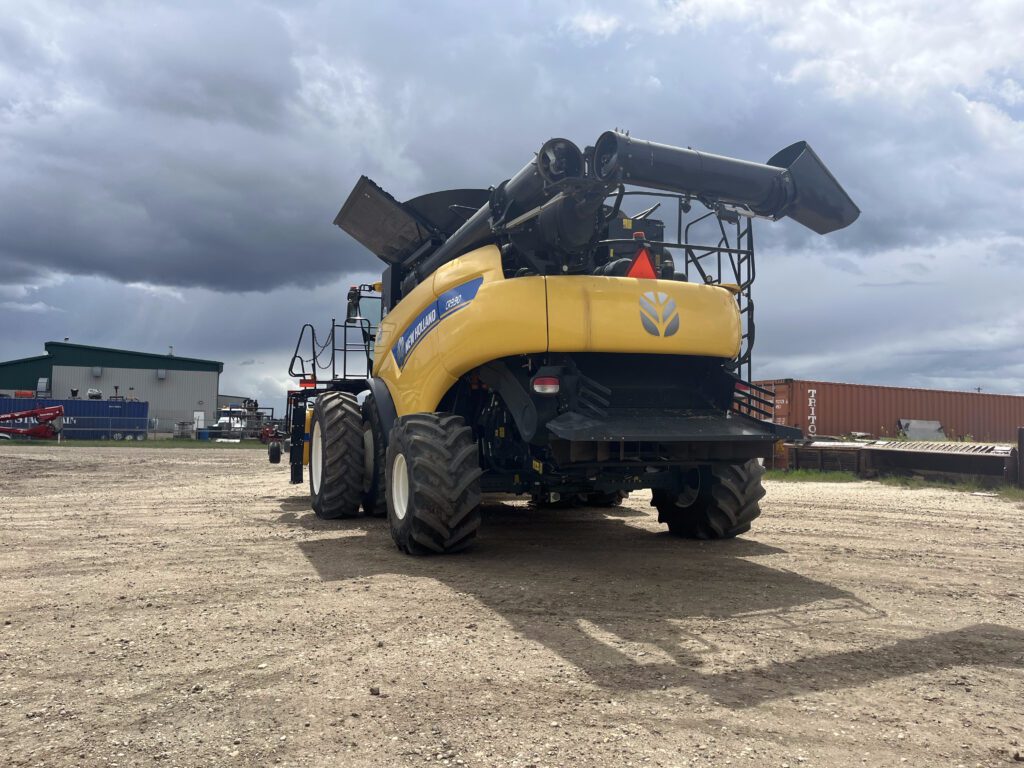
[592,131,859,235]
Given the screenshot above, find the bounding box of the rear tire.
[268,441,282,464]
[386,413,483,555]
[361,394,387,517]
[309,392,364,519]
[652,460,765,539]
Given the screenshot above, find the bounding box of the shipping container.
[754,379,1024,444]
[0,396,150,440]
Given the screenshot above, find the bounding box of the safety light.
[531,376,560,395]
[299,378,317,389]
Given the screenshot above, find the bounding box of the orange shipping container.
[754,379,1024,443]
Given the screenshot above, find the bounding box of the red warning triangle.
[627,247,657,279]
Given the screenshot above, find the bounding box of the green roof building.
[0,342,223,431]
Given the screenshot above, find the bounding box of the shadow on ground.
[281,497,1024,707]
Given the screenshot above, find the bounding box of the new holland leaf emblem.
[639,291,680,337]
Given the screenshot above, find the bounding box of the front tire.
[309,392,364,519]
[385,413,483,555]
[652,461,765,539]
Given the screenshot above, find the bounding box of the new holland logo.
[639,291,679,337]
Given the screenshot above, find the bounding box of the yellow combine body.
[373,246,741,416]
[280,130,858,554]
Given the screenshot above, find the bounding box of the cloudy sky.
[2,0,1022,411]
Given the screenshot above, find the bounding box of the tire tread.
[653,460,765,539]
[386,413,483,555]
[311,392,364,519]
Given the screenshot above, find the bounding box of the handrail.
[288,317,378,383]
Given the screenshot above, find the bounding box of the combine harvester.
[274,130,859,554]
[0,404,64,440]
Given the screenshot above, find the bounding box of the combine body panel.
[280,129,859,554]
[373,247,548,415]
[545,275,740,357]
[372,245,742,416]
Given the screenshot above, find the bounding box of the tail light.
[299,378,317,389]
[531,376,560,395]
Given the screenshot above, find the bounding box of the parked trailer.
[0,397,150,440]
[786,439,1017,482]
[756,379,1024,443]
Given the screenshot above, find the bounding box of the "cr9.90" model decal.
[392,277,483,369]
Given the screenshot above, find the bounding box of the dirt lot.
[1,445,1022,767]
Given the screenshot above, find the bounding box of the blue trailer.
[0,397,150,440]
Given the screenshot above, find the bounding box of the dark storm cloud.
[3,0,1021,295]
[1,0,1022,409]
[0,3,408,292]
[77,5,298,130]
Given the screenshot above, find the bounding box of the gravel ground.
[1,445,1023,767]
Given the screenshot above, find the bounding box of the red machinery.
[0,404,64,439]
[258,424,286,444]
